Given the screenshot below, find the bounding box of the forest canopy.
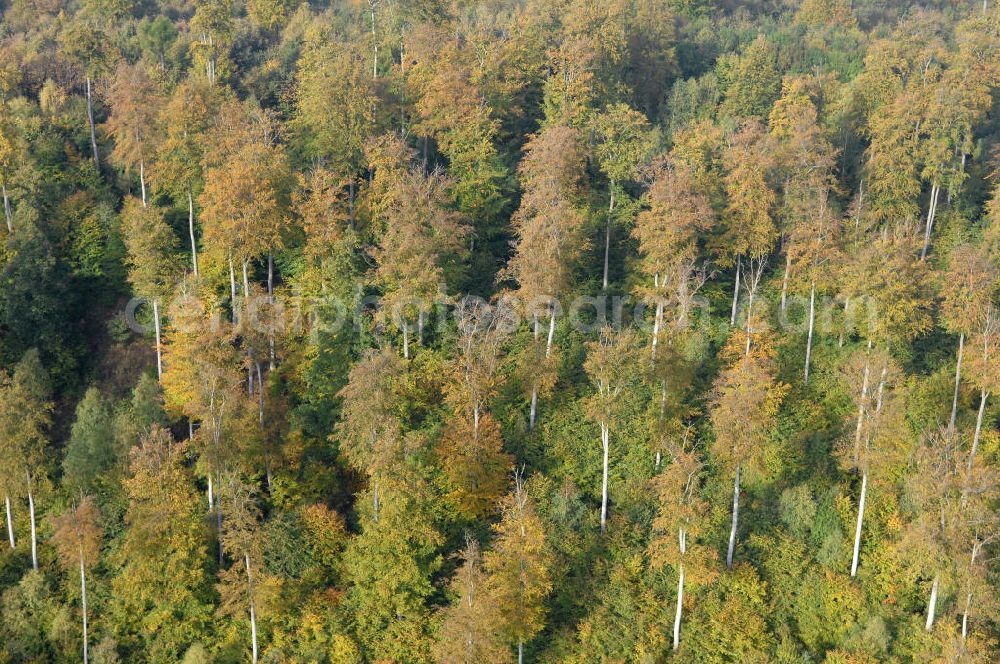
[0,0,999,663]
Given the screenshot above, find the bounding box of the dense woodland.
[0,0,999,662]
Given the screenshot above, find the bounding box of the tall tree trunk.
[2,180,12,232]
[372,479,380,524]
[86,76,99,169]
[245,554,258,664]
[730,256,741,326]
[853,342,872,464]
[651,297,663,362]
[968,388,989,471]
[80,551,89,664]
[920,181,939,260]
[139,159,147,207]
[26,471,37,570]
[242,259,250,298]
[925,574,939,631]
[402,321,410,359]
[207,473,213,512]
[950,333,964,431]
[268,252,275,370]
[370,2,378,79]
[804,282,816,385]
[216,469,223,565]
[851,471,867,578]
[962,591,972,640]
[518,641,523,664]
[726,464,741,569]
[153,299,163,380]
[188,187,199,276]
[4,494,13,548]
[529,384,538,430]
[229,257,238,324]
[545,310,556,359]
[780,252,791,312]
[673,562,684,651]
[602,185,615,290]
[600,422,610,534]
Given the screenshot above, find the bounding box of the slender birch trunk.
[545,310,556,359]
[372,479,380,524]
[602,185,615,290]
[673,562,684,651]
[139,159,147,207]
[925,574,939,631]
[780,253,791,312]
[402,321,410,359]
[651,298,663,363]
[804,282,816,385]
[726,464,740,569]
[529,315,540,430]
[27,471,37,570]
[950,333,964,431]
[851,471,867,578]
[518,641,523,664]
[86,76,99,169]
[153,299,162,380]
[267,252,275,370]
[967,389,989,471]
[920,181,939,260]
[229,256,238,323]
[730,256,741,326]
[207,473,213,512]
[80,550,89,664]
[962,591,972,640]
[188,187,199,276]
[242,260,250,298]
[245,553,258,664]
[600,421,610,534]
[2,180,12,232]
[4,494,13,548]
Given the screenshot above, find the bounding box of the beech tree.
[0,349,52,570]
[648,441,716,652]
[121,197,181,379]
[484,474,551,664]
[111,425,212,660]
[939,244,998,432]
[633,160,714,362]
[720,120,776,326]
[708,335,787,569]
[438,302,513,519]
[51,497,102,664]
[590,103,654,290]
[505,125,588,429]
[104,62,162,207]
[433,537,507,664]
[583,327,639,534]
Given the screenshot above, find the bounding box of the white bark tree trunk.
[27,471,37,570]
[153,299,162,380]
[730,256,741,326]
[545,311,556,359]
[780,252,791,312]
[402,321,410,359]
[4,494,13,548]
[920,181,940,260]
[529,383,538,430]
[246,553,258,664]
[851,471,867,578]
[968,389,988,471]
[602,186,615,290]
[673,562,684,651]
[139,159,147,208]
[962,592,972,640]
[804,282,816,385]
[950,333,964,431]
[188,187,199,276]
[81,551,89,664]
[925,574,939,631]
[600,422,610,534]
[726,464,741,569]
[2,180,12,232]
